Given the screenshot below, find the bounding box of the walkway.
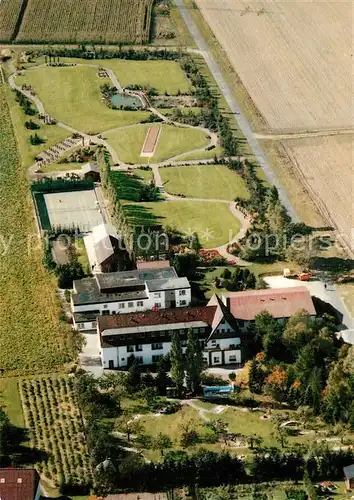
[174,0,299,222]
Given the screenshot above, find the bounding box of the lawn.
[0,378,24,428]
[175,145,224,161]
[38,162,82,173]
[47,58,191,95]
[0,78,72,375]
[123,199,241,248]
[6,86,69,168]
[160,164,250,200]
[106,123,210,164]
[15,66,149,133]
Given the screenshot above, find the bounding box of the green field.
[93,59,190,95]
[38,162,82,173]
[0,78,72,375]
[123,200,241,248]
[160,164,250,200]
[28,57,191,96]
[174,145,224,161]
[6,87,69,167]
[16,66,149,133]
[0,378,24,427]
[107,123,210,164]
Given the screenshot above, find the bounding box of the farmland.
[20,376,91,488]
[282,135,354,254]
[0,0,23,41]
[160,164,250,200]
[16,0,153,44]
[0,74,72,375]
[195,0,351,132]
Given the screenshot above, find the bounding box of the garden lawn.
[38,162,82,173]
[123,200,241,248]
[0,378,24,428]
[160,164,250,200]
[106,124,210,164]
[6,87,69,168]
[54,58,191,95]
[0,79,72,375]
[175,145,224,161]
[15,66,149,133]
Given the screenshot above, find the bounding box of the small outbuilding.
[81,162,100,182]
[343,464,354,489]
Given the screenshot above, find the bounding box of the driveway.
[264,275,353,329]
[79,330,103,377]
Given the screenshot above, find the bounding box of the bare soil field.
[195,0,352,132]
[283,135,353,254]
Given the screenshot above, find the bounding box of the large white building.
[96,286,316,370]
[71,265,191,331]
[98,297,242,369]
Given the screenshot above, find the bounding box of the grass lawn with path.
[106,123,210,164]
[6,87,69,168]
[175,145,223,161]
[160,164,250,200]
[15,66,149,133]
[49,58,191,95]
[123,200,241,248]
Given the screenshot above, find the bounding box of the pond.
[110,92,143,109]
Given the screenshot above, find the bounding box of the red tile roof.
[0,468,39,500]
[225,287,316,320]
[98,305,217,332]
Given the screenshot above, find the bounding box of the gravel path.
[174,0,299,222]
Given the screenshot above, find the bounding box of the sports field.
[43,190,104,232]
[160,164,250,200]
[123,200,241,248]
[196,0,352,132]
[283,135,354,254]
[15,66,149,133]
[106,124,210,164]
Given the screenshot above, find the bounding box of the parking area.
[43,189,104,232]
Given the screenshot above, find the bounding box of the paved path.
[175,0,299,222]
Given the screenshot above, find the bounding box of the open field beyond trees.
[283,135,354,254]
[0,75,72,375]
[123,200,241,248]
[16,66,149,133]
[16,0,153,44]
[195,0,352,132]
[20,376,91,488]
[107,123,210,164]
[160,164,250,200]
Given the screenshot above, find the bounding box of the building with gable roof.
[0,468,40,500]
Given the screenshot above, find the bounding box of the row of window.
[127,342,164,352]
[102,300,145,313]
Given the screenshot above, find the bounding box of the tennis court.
[43,190,104,232]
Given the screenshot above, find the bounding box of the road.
[174,0,299,222]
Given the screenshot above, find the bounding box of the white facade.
[72,280,191,331]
